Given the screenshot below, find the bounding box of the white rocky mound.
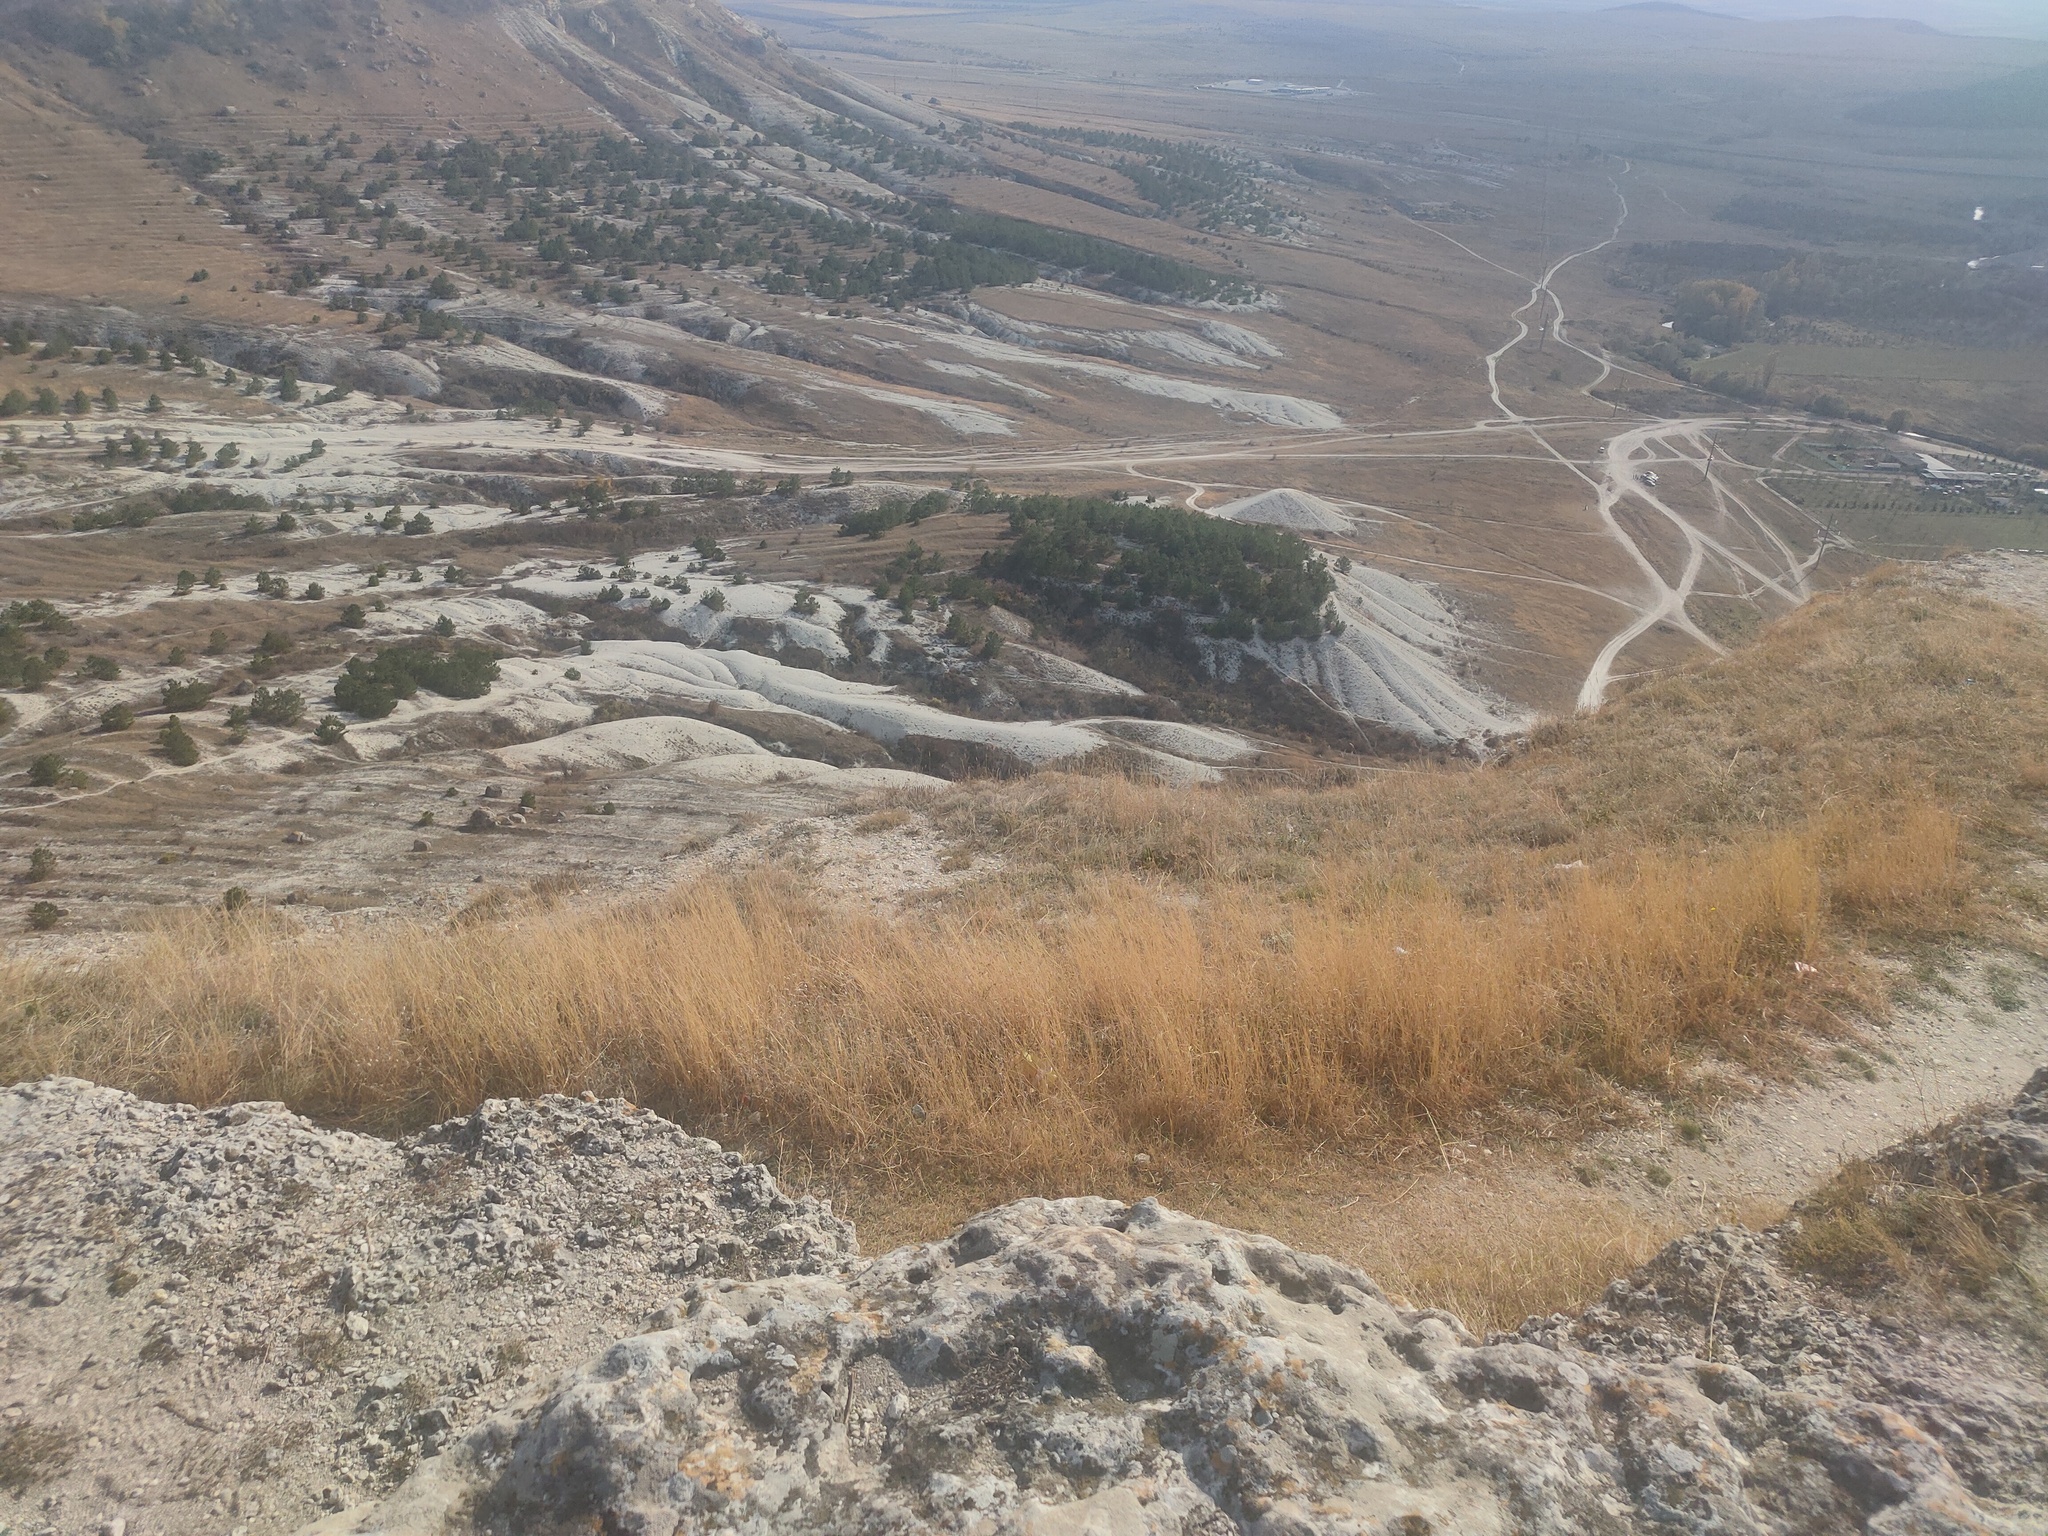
[1207,487,1354,532]
[4,1074,2045,1536]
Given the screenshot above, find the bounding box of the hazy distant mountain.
[1500,0,2048,40]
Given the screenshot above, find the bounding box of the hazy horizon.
[1471,0,2048,41]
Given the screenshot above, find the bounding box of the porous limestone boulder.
[304,1189,2041,1536]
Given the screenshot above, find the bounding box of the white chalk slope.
[1237,566,1523,745]
[1209,488,1353,532]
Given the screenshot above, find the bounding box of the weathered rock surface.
[0,1079,852,1536]
[312,1072,2046,1536]
[2,1073,2043,1536]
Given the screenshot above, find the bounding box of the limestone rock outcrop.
[307,1073,2048,1536]
[3,1073,2042,1536]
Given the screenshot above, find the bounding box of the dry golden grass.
[1371,1200,1681,1330]
[0,828,1841,1165]
[1,573,2042,1330]
[1784,1156,2037,1302]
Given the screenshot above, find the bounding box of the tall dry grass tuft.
[1821,801,1961,922]
[0,801,1951,1190]
[1372,1201,1682,1333]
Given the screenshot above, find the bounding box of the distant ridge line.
[1603,1,1741,17]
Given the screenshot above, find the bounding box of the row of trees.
[1628,242,2048,351]
[976,493,1340,642]
[332,644,500,719]
[0,386,116,419]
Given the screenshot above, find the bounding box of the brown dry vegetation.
[0,60,284,316]
[4,572,2035,1183]
[1784,1156,2038,1303]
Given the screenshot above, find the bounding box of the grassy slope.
[6,573,2040,1163]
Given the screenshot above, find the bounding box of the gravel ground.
[0,1082,853,1536]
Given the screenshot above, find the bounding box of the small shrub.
[99,703,134,732]
[339,603,366,627]
[158,716,200,766]
[404,512,434,535]
[173,570,197,596]
[313,715,347,745]
[223,887,250,913]
[27,900,63,932]
[333,644,499,718]
[80,654,120,680]
[249,686,305,727]
[1985,964,2026,1013]
[161,678,214,711]
[434,614,456,637]
[0,1420,75,1491]
[27,753,64,787]
[701,589,726,613]
[28,845,56,881]
[302,582,325,601]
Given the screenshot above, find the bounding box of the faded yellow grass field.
[3,571,2042,1323]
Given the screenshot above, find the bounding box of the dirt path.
[1161,949,2048,1333]
[1588,954,2048,1219]
[1482,165,1633,423]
